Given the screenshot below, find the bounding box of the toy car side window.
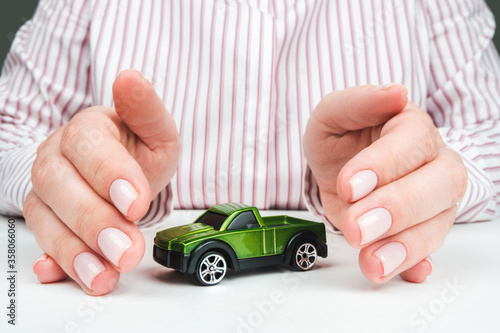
[226,211,260,230]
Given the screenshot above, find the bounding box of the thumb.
[112,69,179,151]
[309,84,408,136]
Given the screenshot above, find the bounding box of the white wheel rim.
[295,243,317,270]
[199,253,226,284]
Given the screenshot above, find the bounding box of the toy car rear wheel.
[194,252,227,286]
[291,242,317,271]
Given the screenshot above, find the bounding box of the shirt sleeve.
[424,0,500,222]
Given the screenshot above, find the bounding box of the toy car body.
[153,203,327,285]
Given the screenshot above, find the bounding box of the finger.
[24,191,119,295]
[337,104,443,203]
[342,147,466,247]
[31,148,145,273]
[358,206,456,283]
[399,257,433,283]
[59,113,151,220]
[33,253,68,283]
[304,84,408,197]
[112,69,180,151]
[307,84,408,137]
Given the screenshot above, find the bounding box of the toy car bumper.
[153,244,190,273]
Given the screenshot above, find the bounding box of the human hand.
[303,85,467,283]
[23,70,181,295]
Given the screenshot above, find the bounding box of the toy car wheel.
[194,252,227,286]
[291,242,317,271]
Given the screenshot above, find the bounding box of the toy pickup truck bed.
[153,203,327,285]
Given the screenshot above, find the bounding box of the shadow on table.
[147,263,334,286]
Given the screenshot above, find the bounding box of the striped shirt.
[1,0,499,227]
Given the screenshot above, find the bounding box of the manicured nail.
[357,208,392,245]
[350,170,378,202]
[110,179,138,216]
[372,83,408,94]
[73,253,106,289]
[33,253,48,271]
[374,242,407,277]
[373,83,395,92]
[116,69,143,79]
[425,256,433,272]
[98,228,133,267]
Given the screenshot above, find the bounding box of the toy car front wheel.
[291,242,317,271]
[194,252,227,286]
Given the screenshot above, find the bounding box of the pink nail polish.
[73,253,106,289]
[373,83,396,92]
[350,170,378,202]
[33,253,49,272]
[110,179,138,216]
[357,208,392,245]
[425,256,433,272]
[372,83,408,94]
[98,228,133,267]
[374,242,407,277]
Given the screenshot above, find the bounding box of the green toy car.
[153,203,328,285]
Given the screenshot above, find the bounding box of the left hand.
[303,84,467,283]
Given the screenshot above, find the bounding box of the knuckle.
[61,118,107,162]
[391,150,408,177]
[60,121,84,156]
[420,126,439,161]
[405,111,440,164]
[31,154,66,191]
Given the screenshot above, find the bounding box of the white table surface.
[1,210,499,333]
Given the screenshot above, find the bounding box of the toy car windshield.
[195,211,227,231]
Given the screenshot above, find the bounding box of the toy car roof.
[207,203,251,216]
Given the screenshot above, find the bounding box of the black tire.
[290,241,317,271]
[193,251,227,286]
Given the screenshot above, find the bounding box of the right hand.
[23,70,181,295]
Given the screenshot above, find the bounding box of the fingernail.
[357,208,392,245]
[425,256,433,272]
[372,83,408,94]
[350,170,378,202]
[73,252,106,289]
[373,83,396,92]
[130,69,144,77]
[98,228,133,267]
[110,179,138,216]
[116,69,143,79]
[33,253,48,271]
[374,242,407,277]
